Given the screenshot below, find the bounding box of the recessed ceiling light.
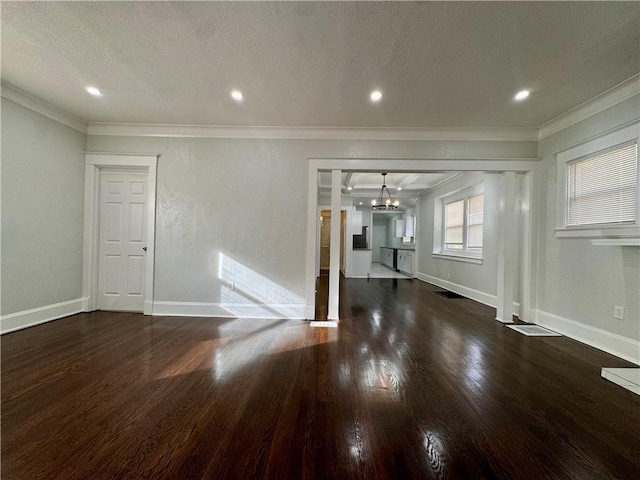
[359,202,363,205]
[370,90,383,102]
[397,187,402,191]
[86,87,102,97]
[347,187,353,191]
[514,90,530,101]
[231,90,244,102]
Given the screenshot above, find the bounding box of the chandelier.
[371,173,399,210]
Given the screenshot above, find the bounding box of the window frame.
[433,182,485,263]
[555,121,640,241]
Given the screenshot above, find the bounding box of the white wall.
[87,135,536,317]
[3,84,638,364]
[1,98,87,323]
[535,96,640,346]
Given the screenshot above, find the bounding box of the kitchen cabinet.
[351,249,372,278]
[394,219,404,237]
[380,247,394,268]
[397,249,414,275]
[395,215,416,238]
[404,215,415,237]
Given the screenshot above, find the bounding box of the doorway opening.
[307,162,538,324]
[82,153,158,315]
[316,209,346,319]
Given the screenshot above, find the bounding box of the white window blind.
[567,142,638,227]
[445,200,464,249]
[467,194,484,250]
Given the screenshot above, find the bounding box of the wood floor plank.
[2,279,639,479]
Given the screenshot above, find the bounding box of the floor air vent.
[434,291,465,299]
[506,325,562,336]
[310,321,338,328]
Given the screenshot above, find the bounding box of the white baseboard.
[535,309,640,365]
[415,272,521,316]
[152,301,306,320]
[0,298,87,334]
[305,305,315,320]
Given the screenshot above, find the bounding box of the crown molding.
[1,82,88,134]
[87,122,538,142]
[4,74,637,142]
[538,74,640,141]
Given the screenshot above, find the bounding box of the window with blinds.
[444,194,484,253]
[445,200,464,249]
[467,194,484,250]
[566,142,638,227]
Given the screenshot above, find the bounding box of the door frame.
[305,158,540,320]
[316,206,350,277]
[82,153,158,314]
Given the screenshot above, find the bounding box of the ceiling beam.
[396,174,422,189]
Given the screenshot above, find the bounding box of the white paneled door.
[98,172,148,311]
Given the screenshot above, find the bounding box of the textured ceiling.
[1,1,638,128]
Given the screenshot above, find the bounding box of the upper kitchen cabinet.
[404,215,415,237]
[395,219,404,237]
[395,215,416,238]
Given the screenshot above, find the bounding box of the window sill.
[591,238,640,247]
[432,252,483,264]
[555,225,640,239]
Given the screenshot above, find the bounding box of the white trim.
[3,74,637,142]
[82,153,158,315]
[556,122,639,161]
[88,122,538,141]
[86,153,158,167]
[415,272,521,317]
[305,166,318,319]
[0,298,87,334]
[601,368,640,396]
[152,301,305,319]
[306,157,537,321]
[556,226,640,239]
[433,181,485,257]
[496,172,518,323]
[328,170,342,320]
[310,158,540,172]
[555,121,639,237]
[519,172,534,322]
[538,74,640,140]
[1,82,88,133]
[431,253,483,264]
[535,309,640,366]
[591,238,640,246]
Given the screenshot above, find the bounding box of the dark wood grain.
[2,277,639,479]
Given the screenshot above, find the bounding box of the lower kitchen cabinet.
[397,250,413,275]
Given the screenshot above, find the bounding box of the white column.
[518,172,532,322]
[328,169,342,320]
[305,164,318,319]
[496,171,517,323]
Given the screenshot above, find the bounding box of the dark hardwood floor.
[2,278,639,479]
